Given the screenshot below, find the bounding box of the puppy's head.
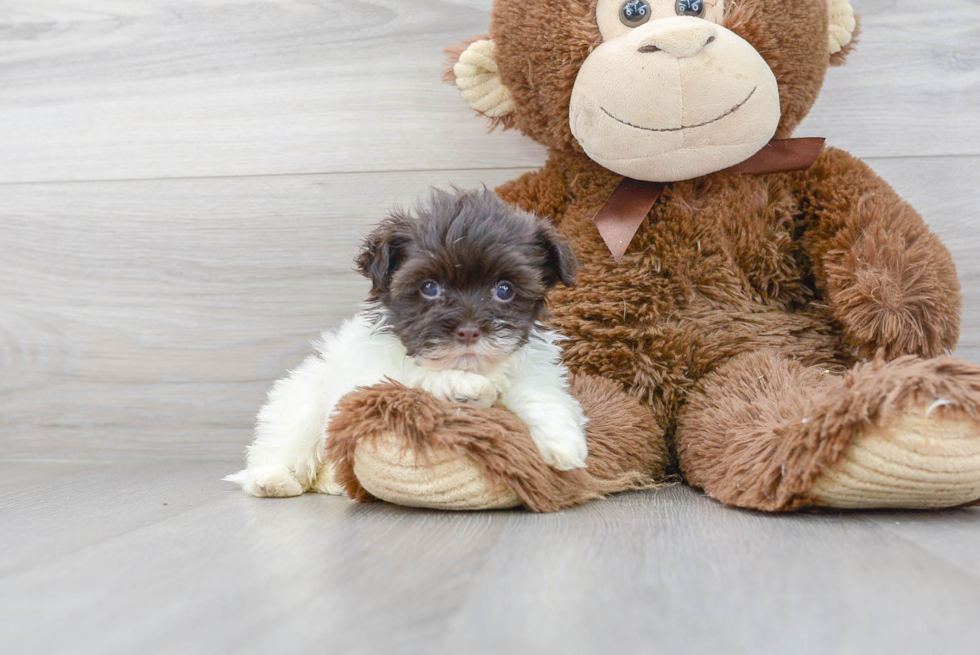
[356,187,576,372]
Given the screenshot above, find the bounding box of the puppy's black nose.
[455,325,481,346]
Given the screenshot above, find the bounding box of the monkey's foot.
[353,432,521,510]
[810,408,980,509]
[323,375,667,512]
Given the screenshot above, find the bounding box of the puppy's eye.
[493,281,515,302]
[420,281,441,299]
[620,0,651,27]
[675,0,705,17]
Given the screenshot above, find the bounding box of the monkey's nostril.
[638,45,661,54]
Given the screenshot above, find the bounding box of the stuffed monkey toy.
[324,0,980,512]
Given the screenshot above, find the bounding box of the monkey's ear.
[535,224,577,289]
[355,220,407,296]
[828,0,858,66]
[445,39,516,125]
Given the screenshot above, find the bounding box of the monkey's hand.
[820,211,960,360]
[795,149,960,360]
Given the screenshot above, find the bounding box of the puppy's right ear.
[356,219,406,296]
[535,223,577,289]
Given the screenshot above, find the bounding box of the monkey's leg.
[322,374,668,512]
[676,350,980,511]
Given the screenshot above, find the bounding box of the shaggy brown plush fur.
[492,144,966,509]
[678,352,980,510]
[325,373,668,512]
[498,149,860,427]
[340,0,975,512]
[794,148,961,360]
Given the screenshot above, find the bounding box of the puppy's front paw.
[449,373,498,408]
[530,424,589,471]
[421,370,498,407]
[225,466,304,498]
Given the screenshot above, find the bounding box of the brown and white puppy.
[226,188,588,498]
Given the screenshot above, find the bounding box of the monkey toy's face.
[451,0,857,183]
[570,0,780,181]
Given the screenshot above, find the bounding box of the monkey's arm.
[794,147,961,359]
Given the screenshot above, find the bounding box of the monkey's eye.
[619,0,651,27]
[420,281,441,299]
[493,281,515,302]
[675,0,705,17]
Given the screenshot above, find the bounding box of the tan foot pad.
[352,432,522,511]
[811,410,980,509]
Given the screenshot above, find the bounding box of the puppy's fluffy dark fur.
[356,187,577,369]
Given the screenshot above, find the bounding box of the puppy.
[226,187,589,498]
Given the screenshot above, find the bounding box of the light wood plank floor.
[3,460,980,655]
[2,1,980,653]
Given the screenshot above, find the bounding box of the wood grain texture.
[2,461,979,655]
[1,0,979,184]
[2,156,979,460]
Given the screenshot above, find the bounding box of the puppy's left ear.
[356,219,407,296]
[535,224,577,288]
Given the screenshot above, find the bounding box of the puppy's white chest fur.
[311,312,514,406]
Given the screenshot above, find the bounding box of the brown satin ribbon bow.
[592,138,826,263]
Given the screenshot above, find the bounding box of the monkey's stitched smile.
[600,87,758,133]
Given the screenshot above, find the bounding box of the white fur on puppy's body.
[225,311,588,497]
